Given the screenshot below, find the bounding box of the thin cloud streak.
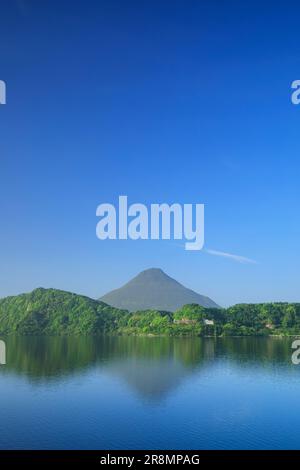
[205,249,258,265]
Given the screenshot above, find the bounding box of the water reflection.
[0,336,297,398]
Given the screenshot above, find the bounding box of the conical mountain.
[100,268,220,312]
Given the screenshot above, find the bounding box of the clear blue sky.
[1,0,300,306]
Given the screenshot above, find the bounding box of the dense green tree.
[0,288,300,337]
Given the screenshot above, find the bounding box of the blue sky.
[0,0,300,306]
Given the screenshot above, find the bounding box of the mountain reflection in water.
[0,336,299,450]
[0,336,296,398]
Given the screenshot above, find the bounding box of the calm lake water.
[0,336,299,449]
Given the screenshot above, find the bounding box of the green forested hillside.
[0,288,125,335]
[0,288,299,336]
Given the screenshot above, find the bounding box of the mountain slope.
[100,268,220,312]
[0,288,125,335]
[0,287,299,336]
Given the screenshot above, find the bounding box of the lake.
[0,336,299,449]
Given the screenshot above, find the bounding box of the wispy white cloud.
[205,249,257,265]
